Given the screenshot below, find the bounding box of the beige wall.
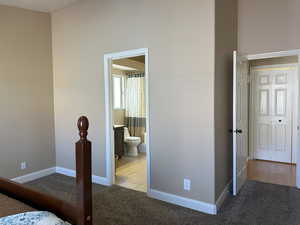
[238,0,300,54]
[214,0,238,200]
[52,0,216,203]
[0,5,55,178]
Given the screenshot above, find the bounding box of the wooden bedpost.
[76,116,93,225]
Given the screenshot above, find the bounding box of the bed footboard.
[0,116,93,225]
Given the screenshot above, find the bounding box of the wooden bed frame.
[0,116,93,225]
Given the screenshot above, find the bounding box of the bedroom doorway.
[247,58,299,187]
[233,50,300,195]
[250,63,298,164]
[104,48,150,193]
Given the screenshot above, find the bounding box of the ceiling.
[0,0,81,12]
[129,56,145,64]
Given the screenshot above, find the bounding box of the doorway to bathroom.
[104,48,150,193]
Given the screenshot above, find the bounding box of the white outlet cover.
[21,162,27,170]
[184,179,191,191]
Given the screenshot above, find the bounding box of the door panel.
[258,123,270,149]
[274,124,286,151]
[253,68,295,163]
[233,51,249,196]
[275,89,286,115]
[275,73,287,84]
[259,89,269,115]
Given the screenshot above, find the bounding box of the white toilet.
[124,127,141,157]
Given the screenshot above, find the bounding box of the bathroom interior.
[112,55,147,192]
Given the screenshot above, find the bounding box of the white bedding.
[0,211,71,225]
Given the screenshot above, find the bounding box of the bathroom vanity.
[113,125,125,159]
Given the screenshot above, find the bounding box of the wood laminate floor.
[115,152,146,192]
[247,159,296,187]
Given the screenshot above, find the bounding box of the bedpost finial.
[78,116,89,140]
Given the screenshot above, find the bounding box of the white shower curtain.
[125,72,146,140]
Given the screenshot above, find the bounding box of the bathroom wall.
[113,110,125,125]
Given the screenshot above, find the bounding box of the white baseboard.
[55,167,110,186]
[12,167,56,184]
[12,166,110,187]
[148,189,217,215]
[12,167,224,215]
[216,180,232,211]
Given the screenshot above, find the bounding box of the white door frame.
[249,63,298,163]
[104,48,150,192]
[246,49,300,188]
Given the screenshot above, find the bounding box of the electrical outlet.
[21,162,27,170]
[184,179,191,191]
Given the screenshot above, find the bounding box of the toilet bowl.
[124,127,141,156]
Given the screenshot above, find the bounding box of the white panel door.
[253,68,295,163]
[233,51,249,196]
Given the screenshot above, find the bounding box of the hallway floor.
[115,152,146,192]
[247,159,296,187]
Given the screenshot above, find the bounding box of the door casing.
[103,48,150,193]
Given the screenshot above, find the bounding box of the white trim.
[55,167,110,186]
[233,51,238,195]
[148,189,217,215]
[55,167,76,177]
[145,51,151,193]
[104,53,114,185]
[12,167,56,184]
[247,49,300,60]
[104,48,151,193]
[292,66,299,164]
[216,180,232,211]
[297,57,300,189]
[11,166,110,186]
[104,48,149,60]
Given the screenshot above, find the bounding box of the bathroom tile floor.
[115,152,147,192]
